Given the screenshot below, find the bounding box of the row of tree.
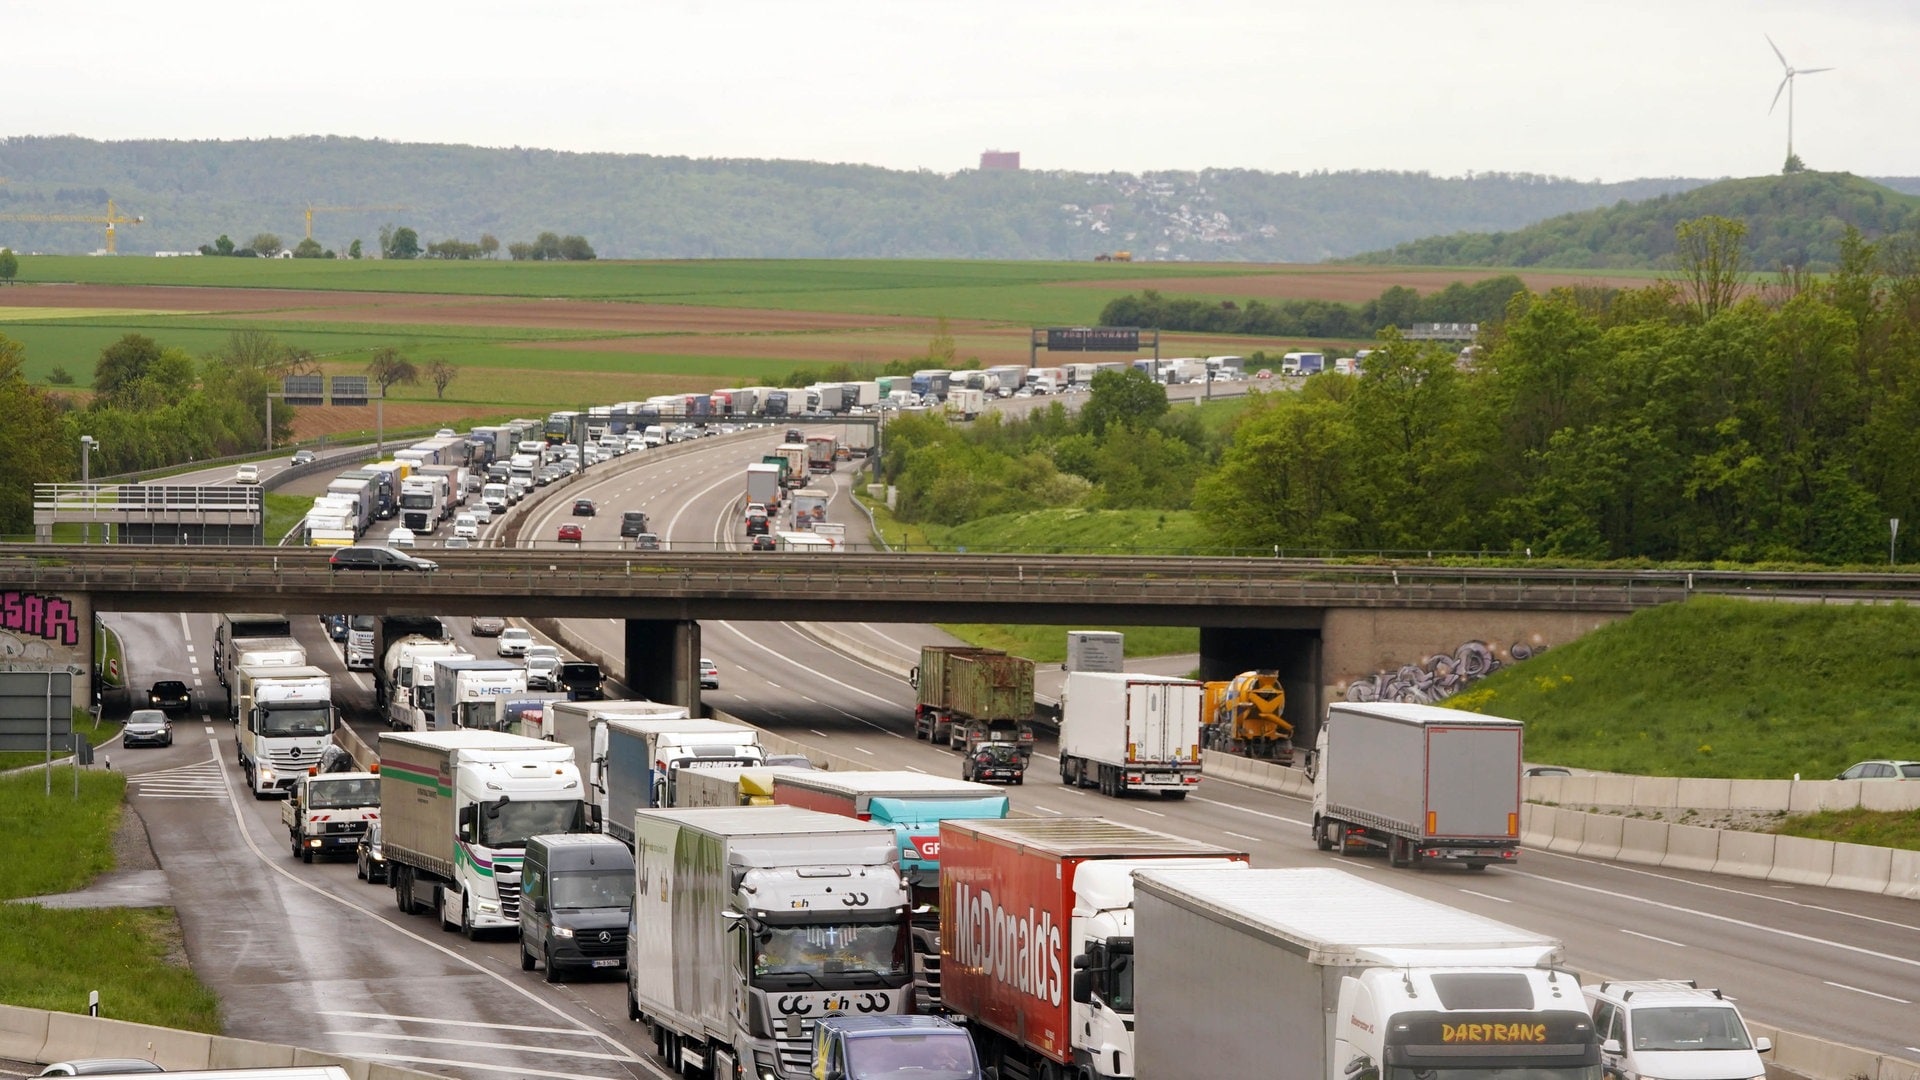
[1098,277,1531,341]
[882,218,1920,566]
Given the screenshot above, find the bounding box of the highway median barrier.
[1675,777,1733,810]
[1710,829,1776,878]
[0,1004,50,1063]
[1766,833,1834,887]
[1824,841,1893,895]
[1575,811,1624,861]
[1887,848,1920,900]
[1547,807,1586,854]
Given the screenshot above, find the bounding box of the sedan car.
[122,709,173,748]
[469,616,507,637]
[356,820,388,884]
[699,658,720,689]
[290,449,317,466]
[329,545,438,572]
[497,628,532,657]
[387,526,416,548]
[1835,760,1920,780]
[573,498,596,517]
[146,680,191,715]
[557,522,584,543]
[751,534,778,551]
[525,646,562,690]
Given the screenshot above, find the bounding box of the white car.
[234,464,260,485]
[468,502,493,524]
[1585,980,1771,1080]
[453,514,479,539]
[496,628,532,658]
[386,526,416,548]
[525,646,562,690]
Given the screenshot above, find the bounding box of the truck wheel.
[1314,816,1334,851]
[301,842,314,865]
[1336,823,1355,856]
[460,895,477,940]
[395,868,412,914]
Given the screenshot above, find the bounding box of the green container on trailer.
[916,646,1034,720]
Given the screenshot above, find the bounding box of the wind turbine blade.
[1770,74,1790,114]
[1797,66,1835,74]
[1766,33,1788,68]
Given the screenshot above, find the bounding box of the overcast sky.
[6,0,1914,181]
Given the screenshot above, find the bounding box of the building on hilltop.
[979,150,1021,171]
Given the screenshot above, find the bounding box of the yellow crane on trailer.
[0,199,144,253]
[303,203,408,241]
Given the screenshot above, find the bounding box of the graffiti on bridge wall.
[0,591,82,654]
[1342,639,1546,705]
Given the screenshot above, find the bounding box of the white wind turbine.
[1767,34,1834,166]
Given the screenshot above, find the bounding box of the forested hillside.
[1356,171,1920,270]
[0,135,1704,262]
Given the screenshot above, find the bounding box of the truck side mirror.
[533,897,547,914]
[1071,968,1093,1004]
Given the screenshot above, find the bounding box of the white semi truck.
[626,807,914,1080]
[382,638,469,729]
[424,657,528,733]
[1058,671,1204,798]
[378,729,593,938]
[1131,866,1601,1080]
[233,663,336,798]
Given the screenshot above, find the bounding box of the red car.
[557,523,584,543]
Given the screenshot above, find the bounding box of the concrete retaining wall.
[1529,773,1920,813]
[0,1003,441,1079]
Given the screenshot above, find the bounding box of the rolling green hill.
[1354,171,1920,270]
[0,135,1706,262]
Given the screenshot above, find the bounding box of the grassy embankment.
[1450,596,1920,848]
[0,769,221,1030]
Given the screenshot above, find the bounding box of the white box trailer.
[1310,701,1524,869]
[1131,866,1596,1080]
[1058,672,1203,798]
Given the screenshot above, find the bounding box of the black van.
[519,834,635,982]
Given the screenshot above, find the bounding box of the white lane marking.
[854,747,875,755]
[1822,981,1911,1004]
[355,1053,633,1080]
[1031,805,1063,815]
[206,735,664,1076]
[1457,889,1510,904]
[1222,830,1261,843]
[1621,930,1687,948]
[1189,795,1308,826]
[180,612,193,642]
[1134,807,1165,817]
[810,730,830,739]
[1508,868,1920,972]
[319,1010,595,1035]
[904,765,928,774]
[326,1031,642,1062]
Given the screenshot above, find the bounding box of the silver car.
[122,709,172,748]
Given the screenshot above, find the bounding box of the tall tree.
[1672,215,1749,323]
[0,247,17,285]
[0,334,71,531]
[249,233,283,258]
[479,233,500,258]
[386,227,421,260]
[92,333,166,409]
[367,347,418,393]
[424,357,459,399]
[1080,367,1170,437]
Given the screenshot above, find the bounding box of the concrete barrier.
[0,1004,50,1064]
[44,1010,214,1070]
[1764,833,1832,887]
[1576,812,1624,861]
[1522,805,1558,849]
[1547,806,1586,855]
[1878,1053,1920,1080]
[1825,841,1893,895]
[1710,829,1776,878]
[1886,847,1920,900]
[1769,1027,1885,1080]
[1618,817,1671,865]
[1661,821,1719,872]
[209,1033,301,1069]
[1591,774,1638,806]
[1632,775,1681,808]
[1728,778,1789,812]
[794,622,913,678]
[1675,777,1732,810]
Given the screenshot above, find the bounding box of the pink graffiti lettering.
[0,592,80,647]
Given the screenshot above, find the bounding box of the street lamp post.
[79,435,97,544]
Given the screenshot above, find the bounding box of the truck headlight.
[552,925,574,938]
[260,768,276,783]
[479,901,499,914]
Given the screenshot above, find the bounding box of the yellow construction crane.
[304,203,408,241]
[0,199,144,253]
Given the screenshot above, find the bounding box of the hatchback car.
[1834,760,1920,780]
[699,658,719,689]
[329,545,438,572]
[234,463,261,484]
[745,513,770,537]
[443,536,473,549]
[470,615,507,637]
[1585,980,1770,1080]
[557,522,584,543]
[147,680,191,715]
[750,534,778,551]
[469,501,493,524]
[497,628,533,657]
[356,820,388,884]
[122,709,173,748]
[525,646,562,690]
[631,532,662,551]
[573,498,596,517]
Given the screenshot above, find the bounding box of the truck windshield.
[551,869,634,910]
[400,493,433,508]
[844,1032,976,1079]
[750,919,907,989]
[309,777,379,808]
[456,701,504,730]
[478,798,586,848]
[258,705,332,738]
[1103,946,1134,1012]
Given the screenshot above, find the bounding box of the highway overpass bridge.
[10,546,1912,732]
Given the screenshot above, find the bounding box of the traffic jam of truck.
[229,638,1719,1080]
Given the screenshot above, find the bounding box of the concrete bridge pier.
[1198,625,1325,753]
[624,619,702,710]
